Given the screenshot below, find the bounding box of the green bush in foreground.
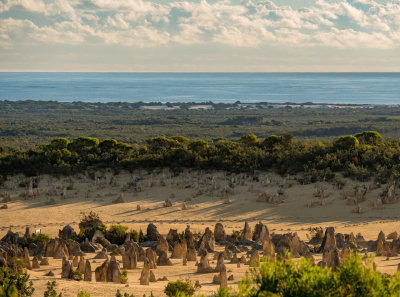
[0,267,34,297]
[165,280,196,297]
[216,254,400,297]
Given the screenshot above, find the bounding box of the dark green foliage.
[355,131,383,145]
[115,289,135,297]
[77,211,105,241]
[217,254,400,297]
[0,267,34,297]
[105,225,128,245]
[43,281,62,297]
[240,134,259,147]
[164,280,196,297]
[119,270,128,284]
[128,229,145,243]
[3,130,400,183]
[333,135,359,150]
[28,233,51,244]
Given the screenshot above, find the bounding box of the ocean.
[0,72,399,104]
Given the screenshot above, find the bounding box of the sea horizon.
[1,72,399,105]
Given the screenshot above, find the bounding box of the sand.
[1,169,400,296]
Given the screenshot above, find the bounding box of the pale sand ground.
[1,169,400,296]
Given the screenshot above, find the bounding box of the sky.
[0,0,400,72]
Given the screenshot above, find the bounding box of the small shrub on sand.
[77,290,90,297]
[165,280,197,297]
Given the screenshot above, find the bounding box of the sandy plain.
[1,169,400,296]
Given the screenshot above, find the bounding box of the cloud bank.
[0,0,399,71]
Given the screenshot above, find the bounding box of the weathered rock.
[341,244,352,260]
[197,253,213,273]
[322,247,340,271]
[146,223,160,241]
[94,250,107,259]
[157,251,172,266]
[187,247,197,261]
[377,231,386,242]
[164,199,173,207]
[214,223,226,242]
[31,257,40,269]
[172,241,184,258]
[23,247,31,269]
[231,253,238,264]
[319,227,336,252]
[122,243,137,270]
[156,236,169,255]
[387,231,398,241]
[40,258,49,266]
[80,239,97,253]
[1,230,18,244]
[140,258,150,285]
[107,259,121,283]
[166,229,178,244]
[59,225,76,240]
[272,233,309,258]
[66,240,82,256]
[242,221,252,241]
[219,264,227,288]
[73,255,79,267]
[198,227,215,253]
[145,248,157,269]
[84,260,92,281]
[113,193,125,203]
[61,260,73,278]
[78,256,85,273]
[150,271,156,282]
[95,260,108,282]
[92,230,110,246]
[253,221,269,243]
[214,252,224,272]
[376,238,391,257]
[54,242,69,259]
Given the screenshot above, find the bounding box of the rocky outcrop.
[214,223,226,242]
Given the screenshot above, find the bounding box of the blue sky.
[0,0,399,71]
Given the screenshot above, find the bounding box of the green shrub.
[106,225,128,245]
[71,270,83,281]
[119,270,128,284]
[234,253,400,297]
[0,267,35,297]
[77,290,90,297]
[127,229,145,243]
[43,281,62,297]
[29,233,51,244]
[115,290,135,297]
[164,280,196,297]
[355,131,383,146]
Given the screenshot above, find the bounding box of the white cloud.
[0,0,399,50]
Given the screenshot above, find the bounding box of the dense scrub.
[218,254,400,297]
[2,100,400,149]
[0,131,399,183]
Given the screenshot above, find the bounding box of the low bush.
[0,267,34,297]
[106,225,128,245]
[29,233,51,244]
[165,280,197,297]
